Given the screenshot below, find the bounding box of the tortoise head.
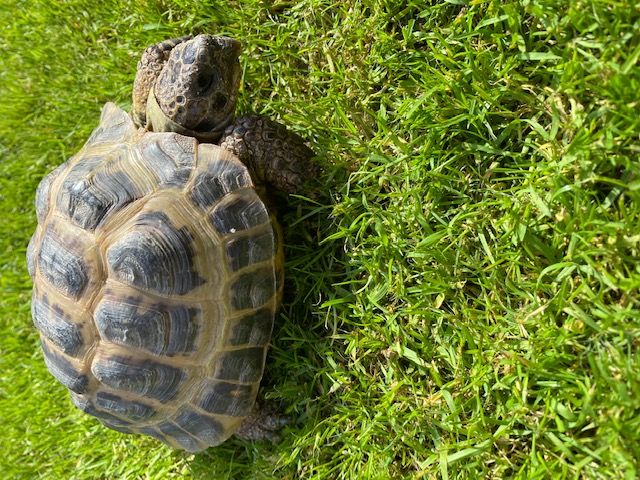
[138,34,242,140]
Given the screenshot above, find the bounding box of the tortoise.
[26,34,315,452]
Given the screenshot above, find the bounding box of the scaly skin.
[132,36,192,128]
[220,115,317,195]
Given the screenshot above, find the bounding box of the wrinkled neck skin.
[144,88,232,143]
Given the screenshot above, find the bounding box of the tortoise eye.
[197,72,213,92]
[212,93,227,110]
[196,66,221,94]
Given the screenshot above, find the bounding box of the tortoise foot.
[234,401,289,442]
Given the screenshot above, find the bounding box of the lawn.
[1,0,639,478]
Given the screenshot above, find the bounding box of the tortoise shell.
[26,102,282,452]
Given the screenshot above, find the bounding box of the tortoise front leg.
[131,36,192,128]
[220,116,316,195]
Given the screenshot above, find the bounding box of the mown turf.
[1,0,639,478]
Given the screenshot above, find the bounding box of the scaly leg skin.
[220,116,317,195]
[234,402,289,443]
[131,36,192,128]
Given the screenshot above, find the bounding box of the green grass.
[1,0,639,478]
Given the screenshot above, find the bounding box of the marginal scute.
[276,261,284,296]
[106,211,205,296]
[229,267,276,311]
[95,391,157,421]
[209,190,269,235]
[195,380,255,417]
[174,409,225,446]
[225,229,274,271]
[188,154,252,209]
[91,355,186,402]
[40,341,88,394]
[94,295,201,356]
[31,292,85,357]
[85,102,137,147]
[26,233,37,279]
[103,423,135,434]
[227,308,274,346]
[35,162,67,223]
[71,393,134,427]
[56,155,101,223]
[157,422,203,452]
[37,224,92,299]
[137,426,169,443]
[213,347,265,384]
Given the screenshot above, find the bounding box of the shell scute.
[40,341,88,394]
[26,233,37,279]
[57,149,144,231]
[35,162,67,223]
[209,190,269,235]
[71,393,136,427]
[85,102,137,147]
[213,347,265,384]
[173,408,225,448]
[94,391,157,422]
[188,153,252,209]
[226,308,273,347]
[136,132,196,188]
[94,294,201,356]
[157,421,202,451]
[31,291,85,357]
[229,267,276,311]
[225,228,274,271]
[37,223,100,301]
[91,354,186,403]
[137,426,168,443]
[106,211,205,296]
[195,380,255,417]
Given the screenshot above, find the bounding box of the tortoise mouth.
[147,88,233,142]
[193,93,230,132]
[193,110,234,136]
[195,120,218,132]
